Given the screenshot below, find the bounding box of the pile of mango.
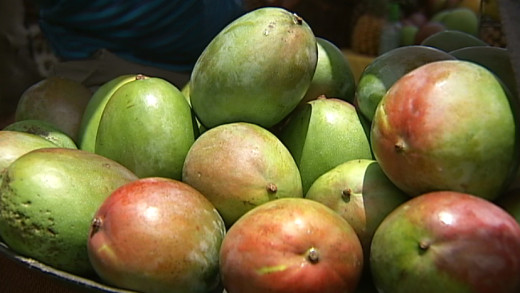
[1,6,519,293]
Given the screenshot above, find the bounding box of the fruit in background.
[182,122,302,227]
[4,119,77,149]
[300,37,356,104]
[78,74,135,153]
[179,81,207,134]
[401,11,428,28]
[190,7,317,129]
[14,76,92,142]
[413,21,446,44]
[400,24,419,46]
[95,75,197,180]
[0,148,138,276]
[350,13,385,56]
[277,97,372,194]
[220,198,363,293]
[370,191,520,293]
[0,130,58,178]
[371,60,518,200]
[181,81,192,105]
[432,7,479,36]
[88,177,225,293]
[421,30,488,52]
[425,0,460,16]
[459,0,481,14]
[355,45,454,122]
[305,159,409,263]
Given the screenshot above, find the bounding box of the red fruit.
[219,198,363,293]
[87,177,226,293]
[370,191,520,293]
[370,60,518,200]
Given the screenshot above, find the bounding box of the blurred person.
[32,0,301,88]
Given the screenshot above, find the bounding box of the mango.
[301,37,356,104]
[0,148,138,276]
[277,97,373,194]
[182,122,303,227]
[14,77,92,142]
[4,119,77,149]
[95,75,197,179]
[305,159,409,261]
[421,30,488,52]
[78,74,136,153]
[0,130,58,178]
[371,60,518,200]
[190,7,317,129]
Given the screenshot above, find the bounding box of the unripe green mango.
[95,75,197,179]
[4,119,77,149]
[78,74,136,153]
[190,7,318,129]
[0,148,138,276]
[182,122,303,228]
[278,97,373,194]
[301,37,356,104]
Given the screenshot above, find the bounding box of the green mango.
[305,159,409,260]
[0,130,59,179]
[182,122,303,228]
[0,148,138,276]
[277,97,373,194]
[4,119,77,149]
[190,7,318,129]
[450,46,518,100]
[300,37,356,104]
[95,75,197,179]
[355,45,455,122]
[78,74,136,153]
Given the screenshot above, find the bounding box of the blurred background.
[0,0,507,128]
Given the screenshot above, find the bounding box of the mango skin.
[88,177,226,293]
[0,130,59,178]
[190,7,318,129]
[278,98,373,194]
[95,76,197,179]
[0,148,138,276]
[370,191,520,293]
[182,122,303,227]
[355,45,454,122]
[78,74,136,153]
[371,60,518,200]
[301,37,356,104]
[220,198,363,293]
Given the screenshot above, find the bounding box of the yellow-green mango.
[301,37,356,104]
[4,119,77,149]
[190,7,318,129]
[277,97,373,194]
[77,74,136,153]
[95,75,197,179]
[0,148,138,276]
